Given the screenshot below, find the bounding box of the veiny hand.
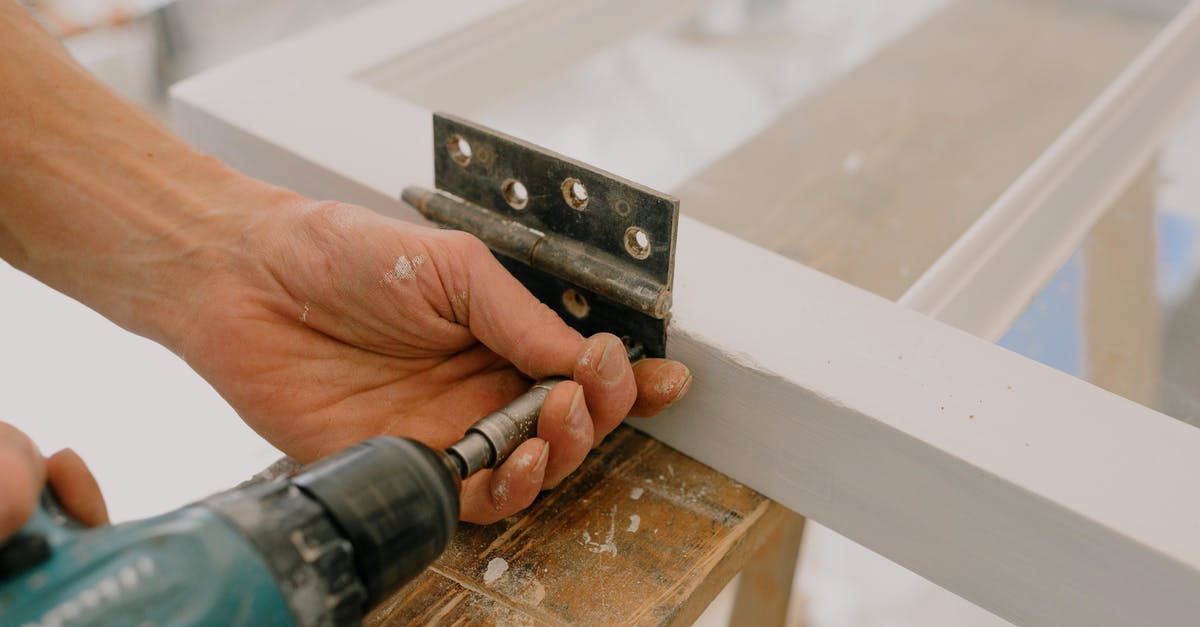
[0,422,108,540]
[178,200,692,523]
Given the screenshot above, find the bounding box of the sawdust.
[627,514,641,533]
[481,560,546,607]
[629,487,644,501]
[525,579,547,607]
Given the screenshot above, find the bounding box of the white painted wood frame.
[170,1,1200,624]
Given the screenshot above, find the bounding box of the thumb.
[442,230,584,378]
[0,422,45,540]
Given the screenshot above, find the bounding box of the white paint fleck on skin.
[492,479,509,507]
[383,255,419,283]
[580,507,618,555]
[510,449,537,472]
[655,378,676,396]
[299,303,310,323]
[629,487,644,500]
[449,290,470,323]
[627,514,641,533]
[483,557,508,585]
[578,344,597,369]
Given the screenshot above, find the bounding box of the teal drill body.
[0,379,556,625]
[0,503,293,626]
[0,436,463,626]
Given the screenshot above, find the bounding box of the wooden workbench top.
[367,426,790,625]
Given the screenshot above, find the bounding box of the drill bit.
[445,377,564,479]
[445,343,643,480]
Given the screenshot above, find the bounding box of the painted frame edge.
[170,1,1200,624]
[901,0,1200,339]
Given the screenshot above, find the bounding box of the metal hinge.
[401,113,679,358]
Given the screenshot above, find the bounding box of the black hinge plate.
[411,113,679,358]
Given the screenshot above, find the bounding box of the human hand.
[0,1,689,526]
[0,422,109,540]
[175,199,692,523]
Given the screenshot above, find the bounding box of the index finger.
[434,230,584,379]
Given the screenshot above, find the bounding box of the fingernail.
[535,440,550,469]
[660,362,692,402]
[565,387,588,436]
[671,373,693,404]
[596,336,626,383]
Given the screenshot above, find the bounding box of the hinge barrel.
[404,187,671,319]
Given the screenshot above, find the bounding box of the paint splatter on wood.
[368,427,785,626]
[483,557,508,585]
[581,507,618,556]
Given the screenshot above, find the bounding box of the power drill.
[0,380,557,626]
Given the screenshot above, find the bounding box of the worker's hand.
[179,200,692,524]
[0,0,688,525]
[0,422,109,540]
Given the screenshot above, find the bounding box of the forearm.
[0,3,292,348]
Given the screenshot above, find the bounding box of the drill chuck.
[207,436,462,624]
[290,437,461,608]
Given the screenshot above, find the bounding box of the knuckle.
[294,202,346,246]
[441,229,489,260]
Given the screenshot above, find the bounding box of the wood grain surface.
[367,426,790,625]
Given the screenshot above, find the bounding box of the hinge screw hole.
[624,227,651,260]
[562,289,590,319]
[447,134,472,166]
[561,178,589,210]
[501,178,529,210]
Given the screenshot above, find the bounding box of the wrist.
[2,120,299,352]
[124,165,295,353]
